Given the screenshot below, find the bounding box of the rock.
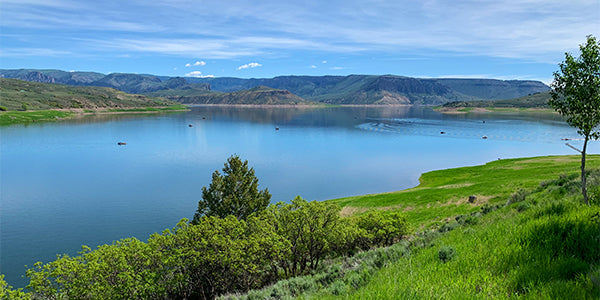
[468,195,477,203]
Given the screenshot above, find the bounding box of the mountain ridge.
[0,69,550,105]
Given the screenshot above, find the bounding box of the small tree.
[550,35,600,205]
[192,155,271,223]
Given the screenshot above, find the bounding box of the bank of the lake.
[0,106,189,125]
[1,105,598,289]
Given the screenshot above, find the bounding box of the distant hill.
[1,69,550,105]
[442,91,552,109]
[186,75,550,105]
[0,78,177,111]
[149,86,311,105]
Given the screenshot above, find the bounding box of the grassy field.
[331,155,596,226]
[0,110,75,125]
[226,155,600,299]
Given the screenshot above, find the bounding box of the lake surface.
[1,105,598,287]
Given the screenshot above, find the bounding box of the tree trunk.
[581,135,589,205]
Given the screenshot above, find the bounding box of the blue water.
[1,106,598,288]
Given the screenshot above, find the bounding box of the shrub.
[506,189,528,205]
[438,246,456,263]
[516,202,531,212]
[0,106,7,111]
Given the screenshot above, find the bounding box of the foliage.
[192,155,271,222]
[0,275,30,300]
[354,211,410,248]
[268,196,346,277]
[437,246,456,263]
[550,35,600,204]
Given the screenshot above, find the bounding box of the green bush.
[438,246,456,263]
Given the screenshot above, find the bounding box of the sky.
[0,0,598,84]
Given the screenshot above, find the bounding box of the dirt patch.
[437,183,474,189]
[438,195,491,207]
[340,206,368,217]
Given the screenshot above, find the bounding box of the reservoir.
[1,105,598,287]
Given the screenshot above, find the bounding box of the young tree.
[550,35,600,205]
[192,155,271,223]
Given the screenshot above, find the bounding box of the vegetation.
[441,91,552,109]
[151,86,312,105]
[0,110,75,125]
[222,159,600,299]
[0,78,186,125]
[550,35,600,205]
[192,155,272,222]
[2,156,598,299]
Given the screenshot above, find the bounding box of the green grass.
[228,155,600,299]
[321,180,600,299]
[332,155,598,226]
[0,110,75,125]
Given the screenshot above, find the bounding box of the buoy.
[440,131,446,134]
[202,117,206,120]
[189,124,193,127]
[275,127,280,131]
[117,142,127,145]
[482,136,488,139]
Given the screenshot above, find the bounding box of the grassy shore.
[0,105,188,125]
[226,155,600,299]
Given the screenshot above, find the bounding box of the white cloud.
[331,66,344,70]
[322,60,327,64]
[184,71,214,78]
[237,62,262,70]
[310,65,317,68]
[186,60,206,67]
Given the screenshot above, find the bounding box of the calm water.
[1,106,598,287]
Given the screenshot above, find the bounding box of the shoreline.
[435,106,556,114]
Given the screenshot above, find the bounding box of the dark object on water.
[468,195,477,203]
[440,131,445,134]
[202,117,206,120]
[482,136,488,139]
[483,120,485,123]
[189,124,193,127]
[561,138,570,141]
[117,142,127,146]
[275,127,280,130]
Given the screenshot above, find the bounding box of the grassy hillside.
[224,155,600,299]
[149,85,313,105]
[442,91,552,109]
[0,78,184,125]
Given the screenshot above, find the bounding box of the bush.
[438,246,456,263]
[516,202,531,212]
[506,189,528,205]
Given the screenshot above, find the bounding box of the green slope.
[226,155,600,299]
[148,85,313,105]
[0,78,177,111]
[442,91,552,109]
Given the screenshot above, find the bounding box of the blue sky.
[0,0,598,83]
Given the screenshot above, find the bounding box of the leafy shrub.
[516,202,531,212]
[506,189,529,205]
[438,246,456,263]
[438,222,460,233]
[0,106,7,111]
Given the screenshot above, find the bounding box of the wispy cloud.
[310,65,317,69]
[237,62,262,70]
